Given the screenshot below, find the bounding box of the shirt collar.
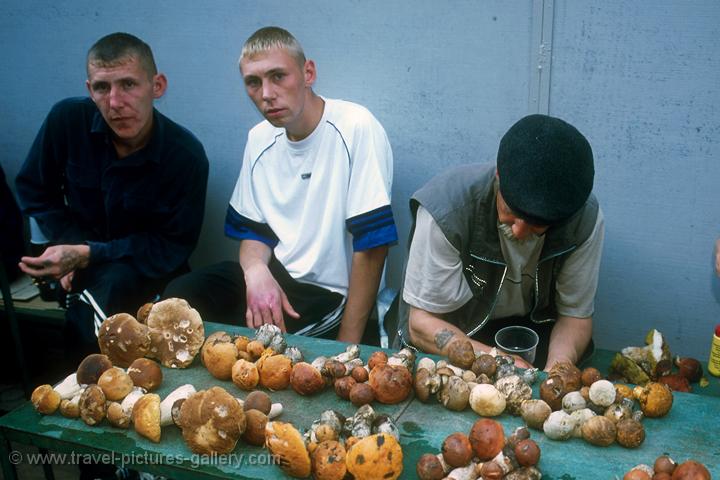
[90,106,164,165]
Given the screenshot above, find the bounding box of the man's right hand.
[243,263,299,332]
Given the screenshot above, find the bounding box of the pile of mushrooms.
[416,419,542,480]
[200,324,303,392]
[621,455,711,480]
[98,297,205,369]
[414,339,536,415]
[526,362,673,448]
[264,405,403,480]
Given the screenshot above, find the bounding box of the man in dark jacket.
[15,33,209,350]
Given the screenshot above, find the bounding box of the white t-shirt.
[226,98,396,297]
[404,204,605,319]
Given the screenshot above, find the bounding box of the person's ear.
[303,60,317,87]
[152,73,168,99]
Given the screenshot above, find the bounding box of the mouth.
[265,108,285,119]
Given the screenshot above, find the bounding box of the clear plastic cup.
[494,326,539,364]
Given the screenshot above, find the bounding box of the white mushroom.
[569,408,596,438]
[54,373,83,400]
[120,386,146,419]
[160,384,197,426]
[543,410,575,440]
[417,357,436,374]
[562,391,587,413]
[589,379,616,407]
[446,462,480,480]
[331,344,360,364]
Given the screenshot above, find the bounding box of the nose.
[108,86,124,109]
[261,82,275,102]
[511,219,532,240]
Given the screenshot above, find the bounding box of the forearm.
[408,306,493,356]
[239,239,273,272]
[336,246,388,343]
[545,315,593,371]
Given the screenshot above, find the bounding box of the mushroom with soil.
[145,297,205,368]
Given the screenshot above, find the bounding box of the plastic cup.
[494,326,539,364]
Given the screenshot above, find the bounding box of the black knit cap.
[497,114,594,226]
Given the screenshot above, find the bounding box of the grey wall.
[1,1,718,359]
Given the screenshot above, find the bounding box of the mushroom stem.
[311,355,329,371]
[235,398,283,419]
[436,454,452,475]
[120,386,146,418]
[160,384,196,426]
[387,348,416,370]
[446,462,480,480]
[54,373,83,400]
[332,344,360,364]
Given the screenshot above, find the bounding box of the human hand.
[511,354,534,370]
[19,245,89,280]
[243,264,299,332]
[59,271,75,292]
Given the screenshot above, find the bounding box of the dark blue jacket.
[16,97,209,279]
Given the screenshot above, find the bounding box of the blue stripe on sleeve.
[347,205,398,251]
[224,206,278,248]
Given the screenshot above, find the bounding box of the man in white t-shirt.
[392,115,604,371]
[165,27,397,344]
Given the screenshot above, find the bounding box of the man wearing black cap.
[393,114,604,371]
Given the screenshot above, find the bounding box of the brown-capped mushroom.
[59,392,83,418]
[133,393,161,442]
[494,374,532,415]
[200,331,238,380]
[145,297,204,368]
[97,313,150,368]
[231,358,259,390]
[416,453,446,480]
[79,384,107,426]
[671,460,710,480]
[438,375,470,411]
[97,367,134,401]
[369,364,412,404]
[160,384,196,426]
[257,353,292,390]
[615,418,645,448]
[581,367,603,386]
[242,390,272,415]
[126,358,163,391]
[178,386,246,454]
[265,421,311,478]
[136,302,153,324]
[290,362,325,395]
[514,438,540,467]
[106,401,131,428]
[447,339,476,369]
[346,433,403,480]
[351,366,369,383]
[241,409,268,446]
[520,399,552,430]
[674,356,703,382]
[349,382,375,407]
[334,375,357,400]
[469,418,504,461]
[76,353,113,385]
[539,375,566,411]
[31,385,61,415]
[442,432,473,468]
[633,382,673,418]
[581,415,616,446]
[368,351,388,370]
[654,455,676,474]
[548,361,583,392]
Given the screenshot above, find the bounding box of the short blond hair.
[239,26,306,68]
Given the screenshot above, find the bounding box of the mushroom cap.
[290,362,325,396]
[76,353,113,385]
[447,339,476,369]
[127,358,163,391]
[265,421,311,478]
[31,385,61,415]
[59,395,81,418]
[243,390,272,415]
[349,382,375,407]
[241,409,268,446]
[146,298,204,368]
[178,386,246,455]
[441,432,473,468]
[469,418,505,460]
[133,393,161,442]
[634,382,673,418]
[469,383,506,417]
[312,440,347,480]
[616,418,645,448]
[136,302,153,324]
[581,415,616,446]
[97,313,151,368]
[367,351,388,371]
[257,354,293,391]
[106,401,131,428]
[79,384,107,426]
[369,364,412,404]
[334,375,357,400]
[98,367,134,401]
[201,331,238,380]
[231,358,259,391]
[346,433,403,480]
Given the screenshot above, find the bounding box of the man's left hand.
[19,244,90,280]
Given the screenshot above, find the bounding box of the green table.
[1,322,718,479]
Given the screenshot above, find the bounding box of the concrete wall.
[1,1,718,359]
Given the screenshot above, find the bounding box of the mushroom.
[311,440,347,480]
[589,379,617,407]
[76,353,113,385]
[514,439,540,467]
[254,324,282,348]
[126,358,163,391]
[133,393,161,442]
[520,399,552,430]
[504,467,543,480]
[242,390,271,415]
[542,410,575,440]
[344,404,377,439]
[604,398,634,424]
[54,373,83,400]
[31,385,61,415]
[569,408,596,438]
[257,353,293,390]
[654,455,677,475]
[615,418,645,448]
[414,368,442,403]
[145,297,205,368]
[369,364,413,404]
[548,361,583,392]
[97,313,150,367]
[231,358,259,390]
[368,351,388,370]
[469,383,506,417]
[290,362,325,395]
[371,414,400,441]
[416,453,446,480]
[539,375,566,411]
[283,346,304,365]
[469,418,505,461]
[120,386,146,419]
[472,354,497,378]
[438,375,470,411]
[447,339,476,369]
[561,391,587,413]
[160,384,196,427]
[445,462,481,480]
[417,357,436,374]
[581,367,603,386]
[494,375,532,415]
[59,392,83,418]
[349,382,375,407]
[334,375,357,400]
[79,384,107,426]
[136,302,153,324]
[107,402,131,428]
[346,433,403,480]
[97,367,134,401]
[242,409,269,446]
[671,461,711,480]
[265,421,311,478]
[177,386,246,454]
[633,382,673,417]
[442,432,473,468]
[332,344,360,364]
[351,366,369,383]
[580,415,616,446]
[200,331,238,380]
[674,356,703,382]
